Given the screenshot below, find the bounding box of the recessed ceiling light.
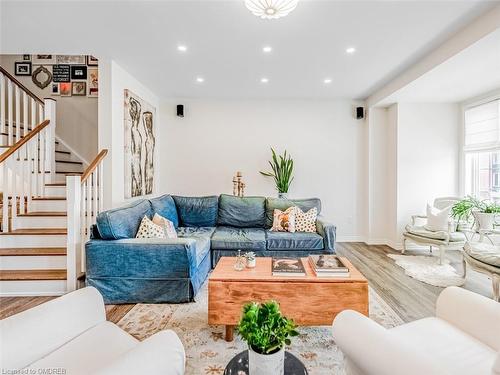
[260,77,269,83]
[177,45,187,52]
[324,78,332,84]
[196,77,204,83]
[346,47,356,54]
[263,46,273,53]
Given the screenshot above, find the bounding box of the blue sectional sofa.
[86,194,336,304]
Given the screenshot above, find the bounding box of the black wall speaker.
[177,104,184,118]
[356,106,364,119]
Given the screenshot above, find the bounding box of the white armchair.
[403,197,466,264]
[0,287,185,375]
[332,287,500,375]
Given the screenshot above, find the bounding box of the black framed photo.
[52,65,70,82]
[86,55,98,66]
[70,65,87,80]
[22,54,31,61]
[14,62,32,76]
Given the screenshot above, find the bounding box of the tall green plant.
[237,301,299,355]
[260,148,294,193]
[451,196,500,229]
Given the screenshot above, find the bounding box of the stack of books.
[271,257,306,276]
[308,255,350,277]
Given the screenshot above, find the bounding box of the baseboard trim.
[337,236,366,242]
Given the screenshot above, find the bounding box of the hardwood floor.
[0,243,493,323]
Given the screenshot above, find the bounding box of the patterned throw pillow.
[152,213,178,239]
[271,207,296,233]
[136,216,166,239]
[295,207,318,233]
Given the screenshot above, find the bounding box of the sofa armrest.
[436,286,500,351]
[93,330,185,375]
[316,216,336,251]
[0,287,106,370]
[332,310,447,375]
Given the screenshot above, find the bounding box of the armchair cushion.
[405,225,466,242]
[464,242,500,267]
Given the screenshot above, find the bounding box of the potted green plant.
[451,196,500,230]
[244,251,256,268]
[260,148,294,199]
[237,300,299,375]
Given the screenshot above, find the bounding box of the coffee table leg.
[225,325,234,342]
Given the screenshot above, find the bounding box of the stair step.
[32,197,66,201]
[0,228,67,235]
[0,269,66,281]
[18,211,66,217]
[46,182,66,187]
[56,160,83,165]
[0,247,66,256]
[56,150,71,155]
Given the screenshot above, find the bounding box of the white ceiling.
[376,27,500,105]
[0,0,497,100]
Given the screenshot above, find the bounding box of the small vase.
[246,258,256,268]
[278,192,288,199]
[474,212,497,231]
[248,346,284,375]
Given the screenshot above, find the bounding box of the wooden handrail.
[0,120,50,163]
[0,65,44,105]
[81,149,108,183]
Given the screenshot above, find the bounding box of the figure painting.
[124,90,156,198]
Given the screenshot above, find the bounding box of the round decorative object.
[224,350,308,375]
[244,0,299,19]
[32,66,53,89]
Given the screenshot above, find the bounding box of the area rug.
[117,283,404,375]
[388,253,465,287]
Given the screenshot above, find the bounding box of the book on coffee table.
[272,257,306,276]
[308,255,350,277]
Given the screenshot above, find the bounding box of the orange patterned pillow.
[270,207,296,233]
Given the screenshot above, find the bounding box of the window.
[464,99,500,202]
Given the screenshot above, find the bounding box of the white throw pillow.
[152,213,178,239]
[295,207,318,233]
[136,216,166,239]
[424,204,451,232]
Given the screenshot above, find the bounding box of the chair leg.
[493,274,500,303]
[438,246,445,265]
[462,256,467,278]
[429,246,433,254]
[402,238,407,254]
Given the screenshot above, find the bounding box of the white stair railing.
[0,120,50,233]
[66,149,108,291]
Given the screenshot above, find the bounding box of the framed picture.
[51,83,60,96]
[14,62,32,76]
[86,55,98,66]
[56,55,86,65]
[52,65,70,82]
[22,55,31,61]
[32,54,55,65]
[70,65,87,80]
[60,82,72,97]
[72,81,86,96]
[87,68,98,97]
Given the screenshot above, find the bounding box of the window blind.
[464,99,500,152]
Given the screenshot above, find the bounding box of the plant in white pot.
[451,196,500,231]
[237,300,299,375]
[260,148,294,199]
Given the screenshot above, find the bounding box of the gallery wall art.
[124,89,156,198]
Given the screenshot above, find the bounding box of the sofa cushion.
[218,194,266,228]
[96,199,152,240]
[27,321,138,375]
[265,197,321,228]
[177,227,216,267]
[266,231,324,250]
[172,195,218,227]
[149,194,179,228]
[406,225,466,242]
[464,242,500,267]
[211,226,266,251]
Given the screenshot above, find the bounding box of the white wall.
[98,60,160,209]
[0,54,97,163]
[159,99,366,240]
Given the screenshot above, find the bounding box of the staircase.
[0,65,106,296]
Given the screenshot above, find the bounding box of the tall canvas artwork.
[124,89,156,198]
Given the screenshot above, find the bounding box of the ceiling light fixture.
[245,0,299,19]
[263,46,273,53]
[260,77,269,83]
[324,78,332,84]
[346,47,356,54]
[177,45,187,52]
[196,77,205,83]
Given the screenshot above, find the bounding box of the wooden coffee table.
[208,256,369,341]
